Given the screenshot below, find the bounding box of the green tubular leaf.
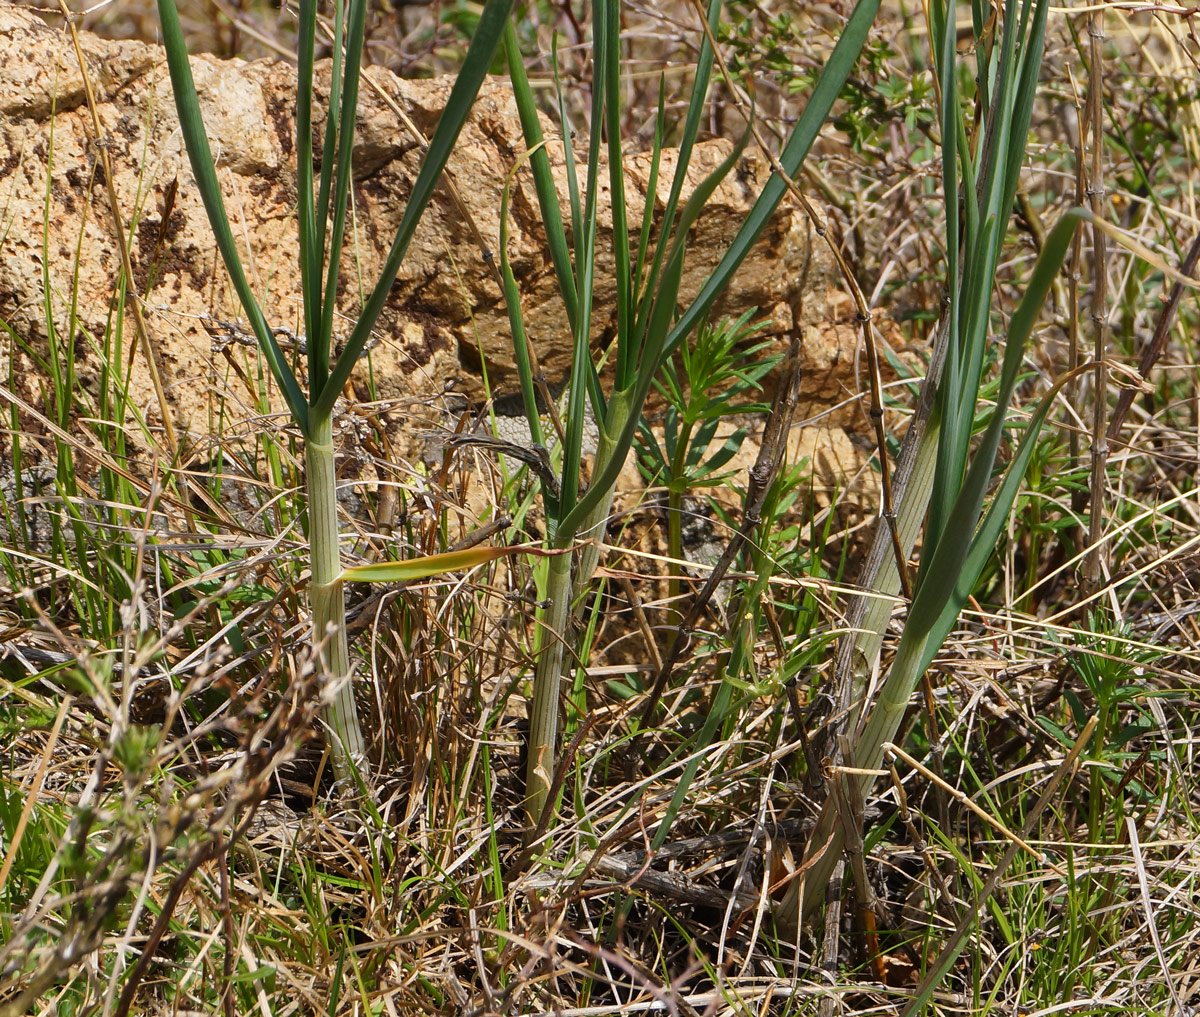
[646,121,752,373]
[929,0,958,554]
[920,207,1200,652]
[317,0,369,398]
[552,35,584,277]
[558,0,610,518]
[662,0,880,359]
[630,79,666,353]
[602,0,632,384]
[339,544,560,584]
[557,120,754,539]
[296,0,320,381]
[157,0,308,434]
[503,21,577,330]
[1003,0,1050,212]
[632,0,723,356]
[854,214,1088,792]
[315,0,346,267]
[910,211,1081,638]
[559,0,881,540]
[499,142,548,452]
[313,0,515,421]
[928,0,1049,553]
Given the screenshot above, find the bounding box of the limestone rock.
[0,6,840,445]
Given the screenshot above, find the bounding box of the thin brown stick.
[817,859,846,1017]
[617,574,664,675]
[1081,8,1111,596]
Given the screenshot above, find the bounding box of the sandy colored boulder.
[0,6,858,452]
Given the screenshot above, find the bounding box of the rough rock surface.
[0,6,873,451]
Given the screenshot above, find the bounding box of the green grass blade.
[312,0,515,421]
[157,0,308,434]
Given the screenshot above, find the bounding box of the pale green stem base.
[306,417,368,785]
[526,546,573,822]
[525,410,626,825]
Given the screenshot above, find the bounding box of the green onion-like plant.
[499,0,880,824]
[775,0,1200,974]
[157,0,515,784]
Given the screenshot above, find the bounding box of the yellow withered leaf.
[337,544,565,584]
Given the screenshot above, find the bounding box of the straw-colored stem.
[776,400,941,930]
[843,416,940,720]
[306,415,367,784]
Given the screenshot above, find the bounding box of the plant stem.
[306,414,367,784]
[1081,4,1110,595]
[527,544,573,822]
[666,414,695,610]
[526,399,631,824]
